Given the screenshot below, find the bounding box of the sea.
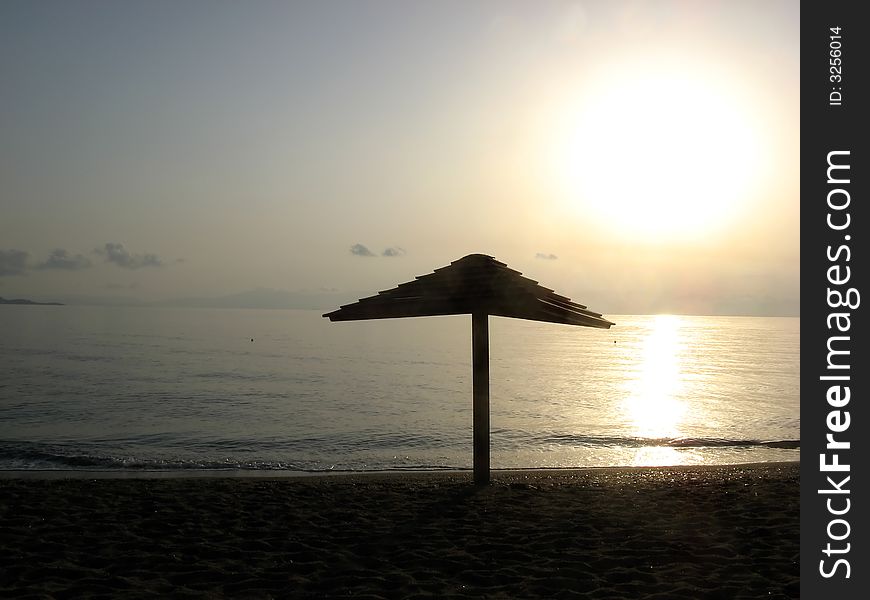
[0,306,799,473]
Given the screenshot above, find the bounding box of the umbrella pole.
[472,311,490,485]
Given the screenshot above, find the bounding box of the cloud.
[535,253,558,260]
[96,242,164,269]
[382,246,406,257]
[0,249,29,276]
[350,243,376,257]
[37,249,92,270]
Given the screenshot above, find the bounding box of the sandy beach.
[0,462,798,599]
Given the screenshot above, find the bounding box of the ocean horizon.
[0,306,799,473]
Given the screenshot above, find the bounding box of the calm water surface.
[0,306,799,471]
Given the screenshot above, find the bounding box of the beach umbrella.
[324,253,614,484]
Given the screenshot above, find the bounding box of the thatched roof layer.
[323,254,613,329]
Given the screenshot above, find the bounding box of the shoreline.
[0,459,799,480]
[1,462,798,598]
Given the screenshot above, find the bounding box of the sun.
[554,66,763,242]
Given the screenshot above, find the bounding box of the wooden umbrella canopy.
[323,253,614,484]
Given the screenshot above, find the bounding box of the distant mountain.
[0,289,360,309]
[0,296,63,306]
[155,288,361,311]
[27,294,144,307]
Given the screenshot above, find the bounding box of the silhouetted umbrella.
[324,253,614,483]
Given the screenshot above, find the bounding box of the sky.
[0,0,800,316]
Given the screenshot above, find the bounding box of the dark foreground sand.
[0,463,798,599]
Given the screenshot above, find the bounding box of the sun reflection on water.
[622,315,689,464]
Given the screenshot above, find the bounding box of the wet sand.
[0,462,799,599]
